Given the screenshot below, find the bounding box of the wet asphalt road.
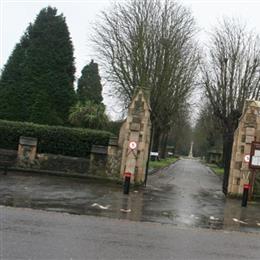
[1,159,260,259]
[145,158,226,228]
[0,159,260,232]
[1,206,260,260]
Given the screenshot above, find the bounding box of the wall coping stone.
[109,137,118,146]
[19,136,37,146]
[91,145,108,155]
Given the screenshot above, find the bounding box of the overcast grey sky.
[1,0,260,118]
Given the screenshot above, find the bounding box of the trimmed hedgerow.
[0,120,111,157]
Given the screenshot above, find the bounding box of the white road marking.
[232,218,248,224]
[120,208,131,213]
[91,203,110,210]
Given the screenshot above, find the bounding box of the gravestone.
[118,89,151,184]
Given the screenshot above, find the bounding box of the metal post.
[241,184,250,207]
[123,173,131,194]
[144,124,154,187]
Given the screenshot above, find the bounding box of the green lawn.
[206,163,224,176]
[149,157,179,170]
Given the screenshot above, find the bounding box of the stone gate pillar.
[18,136,38,163]
[228,100,260,197]
[118,89,151,184]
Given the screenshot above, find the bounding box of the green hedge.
[0,120,112,157]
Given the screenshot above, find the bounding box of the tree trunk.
[159,132,169,159]
[152,124,161,152]
[144,122,154,186]
[222,131,234,195]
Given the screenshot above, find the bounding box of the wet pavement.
[0,159,260,232]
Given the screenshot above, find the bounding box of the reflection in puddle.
[0,173,260,232]
[223,199,260,232]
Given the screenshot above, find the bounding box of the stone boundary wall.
[0,140,121,180]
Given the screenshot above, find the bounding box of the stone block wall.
[36,154,90,174]
[0,138,122,180]
[106,137,122,179]
[228,100,260,196]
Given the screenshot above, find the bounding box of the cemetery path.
[0,159,260,232]
[146,159,260,232]
[145,158,226,228]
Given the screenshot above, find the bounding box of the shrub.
[69,101,109,130]
[0,120,112,157]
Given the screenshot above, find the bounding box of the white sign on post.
[129,141,137,150]
[244,154,250,163]
[251,149,260,166]
[252,156,260,166]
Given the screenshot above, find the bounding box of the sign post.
[123,172,132,194]
[123,141,138,194]
[241,184,251,207]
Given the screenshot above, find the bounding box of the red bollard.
[123,172,132,194]
[241,184,251,207]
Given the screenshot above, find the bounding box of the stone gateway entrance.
[118,89,151,184]
[228,100,260,199]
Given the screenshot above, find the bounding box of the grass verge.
[149,157,179,170]
[206,163,224,177]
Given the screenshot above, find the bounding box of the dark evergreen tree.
[77,60,103,104]
[0,6,76,125]
[0,32,32,121]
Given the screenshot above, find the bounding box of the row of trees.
[94,0,260,192]
[193,103,222,158]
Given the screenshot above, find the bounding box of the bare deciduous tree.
[193,102,222,158]
[201,18,260,194]
[93,0,199,156]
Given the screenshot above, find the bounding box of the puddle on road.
[0,173,260,233]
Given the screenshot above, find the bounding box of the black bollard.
[123,173,131,194]
[241,184,250,207]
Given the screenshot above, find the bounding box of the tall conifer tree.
[77,60,103,104]
[0,6,76,125]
